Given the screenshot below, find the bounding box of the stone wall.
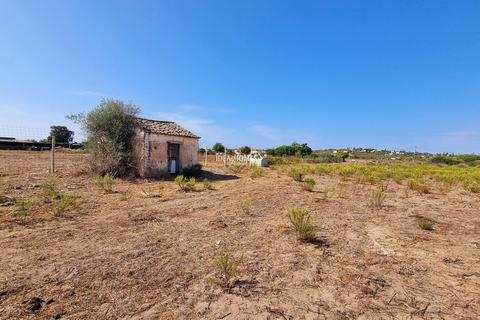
[132,129,199,177]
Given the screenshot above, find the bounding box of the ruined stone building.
[132,118,200,177]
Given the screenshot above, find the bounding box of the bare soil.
[0,150,479,319]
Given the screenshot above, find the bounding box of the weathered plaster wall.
[132,129,199,177]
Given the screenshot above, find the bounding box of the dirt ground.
[0,150,479,320]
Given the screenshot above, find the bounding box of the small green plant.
[209,249,245,289]
[52,194,76,215]
[202,178,213,190]
[287,207,316,241]
[11,199,34,224]
[175,175,196,192]
[42,179,62,201]
[250,165,263,179]
[302,177,316,191]
[290,168,304,182]
[371,184,387,207]
[418,219,433,231]
[95,173,115,193]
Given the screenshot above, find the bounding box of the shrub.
[67,99,139,176]
[287,207,316,241]
[210,250,245,288]
[52,194,77,215]
[11,199,34,224]
[371,184,387,207]
[202,178,213,190]
[290,168,304,182]
[175,175,195,192]
[250,166,263,179]
[95,173,115,193]
[430,155,461,166]
[42,179,62,201]
[302,177,316,191]
[418,219,433,231]
[266,142,312,157]
[183,164,202,178]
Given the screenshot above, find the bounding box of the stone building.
[132,118,200,177]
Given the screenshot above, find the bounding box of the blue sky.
[1,1,479,153]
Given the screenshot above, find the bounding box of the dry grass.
[0,151,479,319]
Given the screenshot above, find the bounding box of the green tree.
[46,125,74,143]
[266,142,312,157]
[67,99,139,176]
[212,142,225,153]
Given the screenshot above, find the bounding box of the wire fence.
[0,125,50,141]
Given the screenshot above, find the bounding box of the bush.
[67,99,139,176]
[202,178,213,190]
[250,166,263,179]
[287,207,316,241]
[266,142,312,157]
[210,249,245,289]
[11,199,34,224]
[42,179,62,201]
[290,168,304,182]
[175,175,196,192]
[418,219,433,231]
[183,164,202,178]
[52,194,77,215]
[302,177,316,191]
[371,184,387,207]
[95,173,115,193]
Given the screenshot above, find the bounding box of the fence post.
[204,148,208,165]
[50,136,55,174]
[224,149,227,167]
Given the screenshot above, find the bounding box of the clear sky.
[1,1,479,153]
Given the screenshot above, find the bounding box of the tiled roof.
[135,117,200,139]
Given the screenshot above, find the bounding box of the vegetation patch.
[11,199,35,224]
[290,168,304,182]
[175,175,196,192]
[418,219,434,231]
[302,177,316,192]
[95,173,116,193]
[250,166,263,179]
[287,207,316,242]
[209,249,245,289]
[202,178,213,190]
[68,99,139,176]
[371,184,387,207]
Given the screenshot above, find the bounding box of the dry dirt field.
[0,150,479,319]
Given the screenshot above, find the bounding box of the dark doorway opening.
[168,143,180,174]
